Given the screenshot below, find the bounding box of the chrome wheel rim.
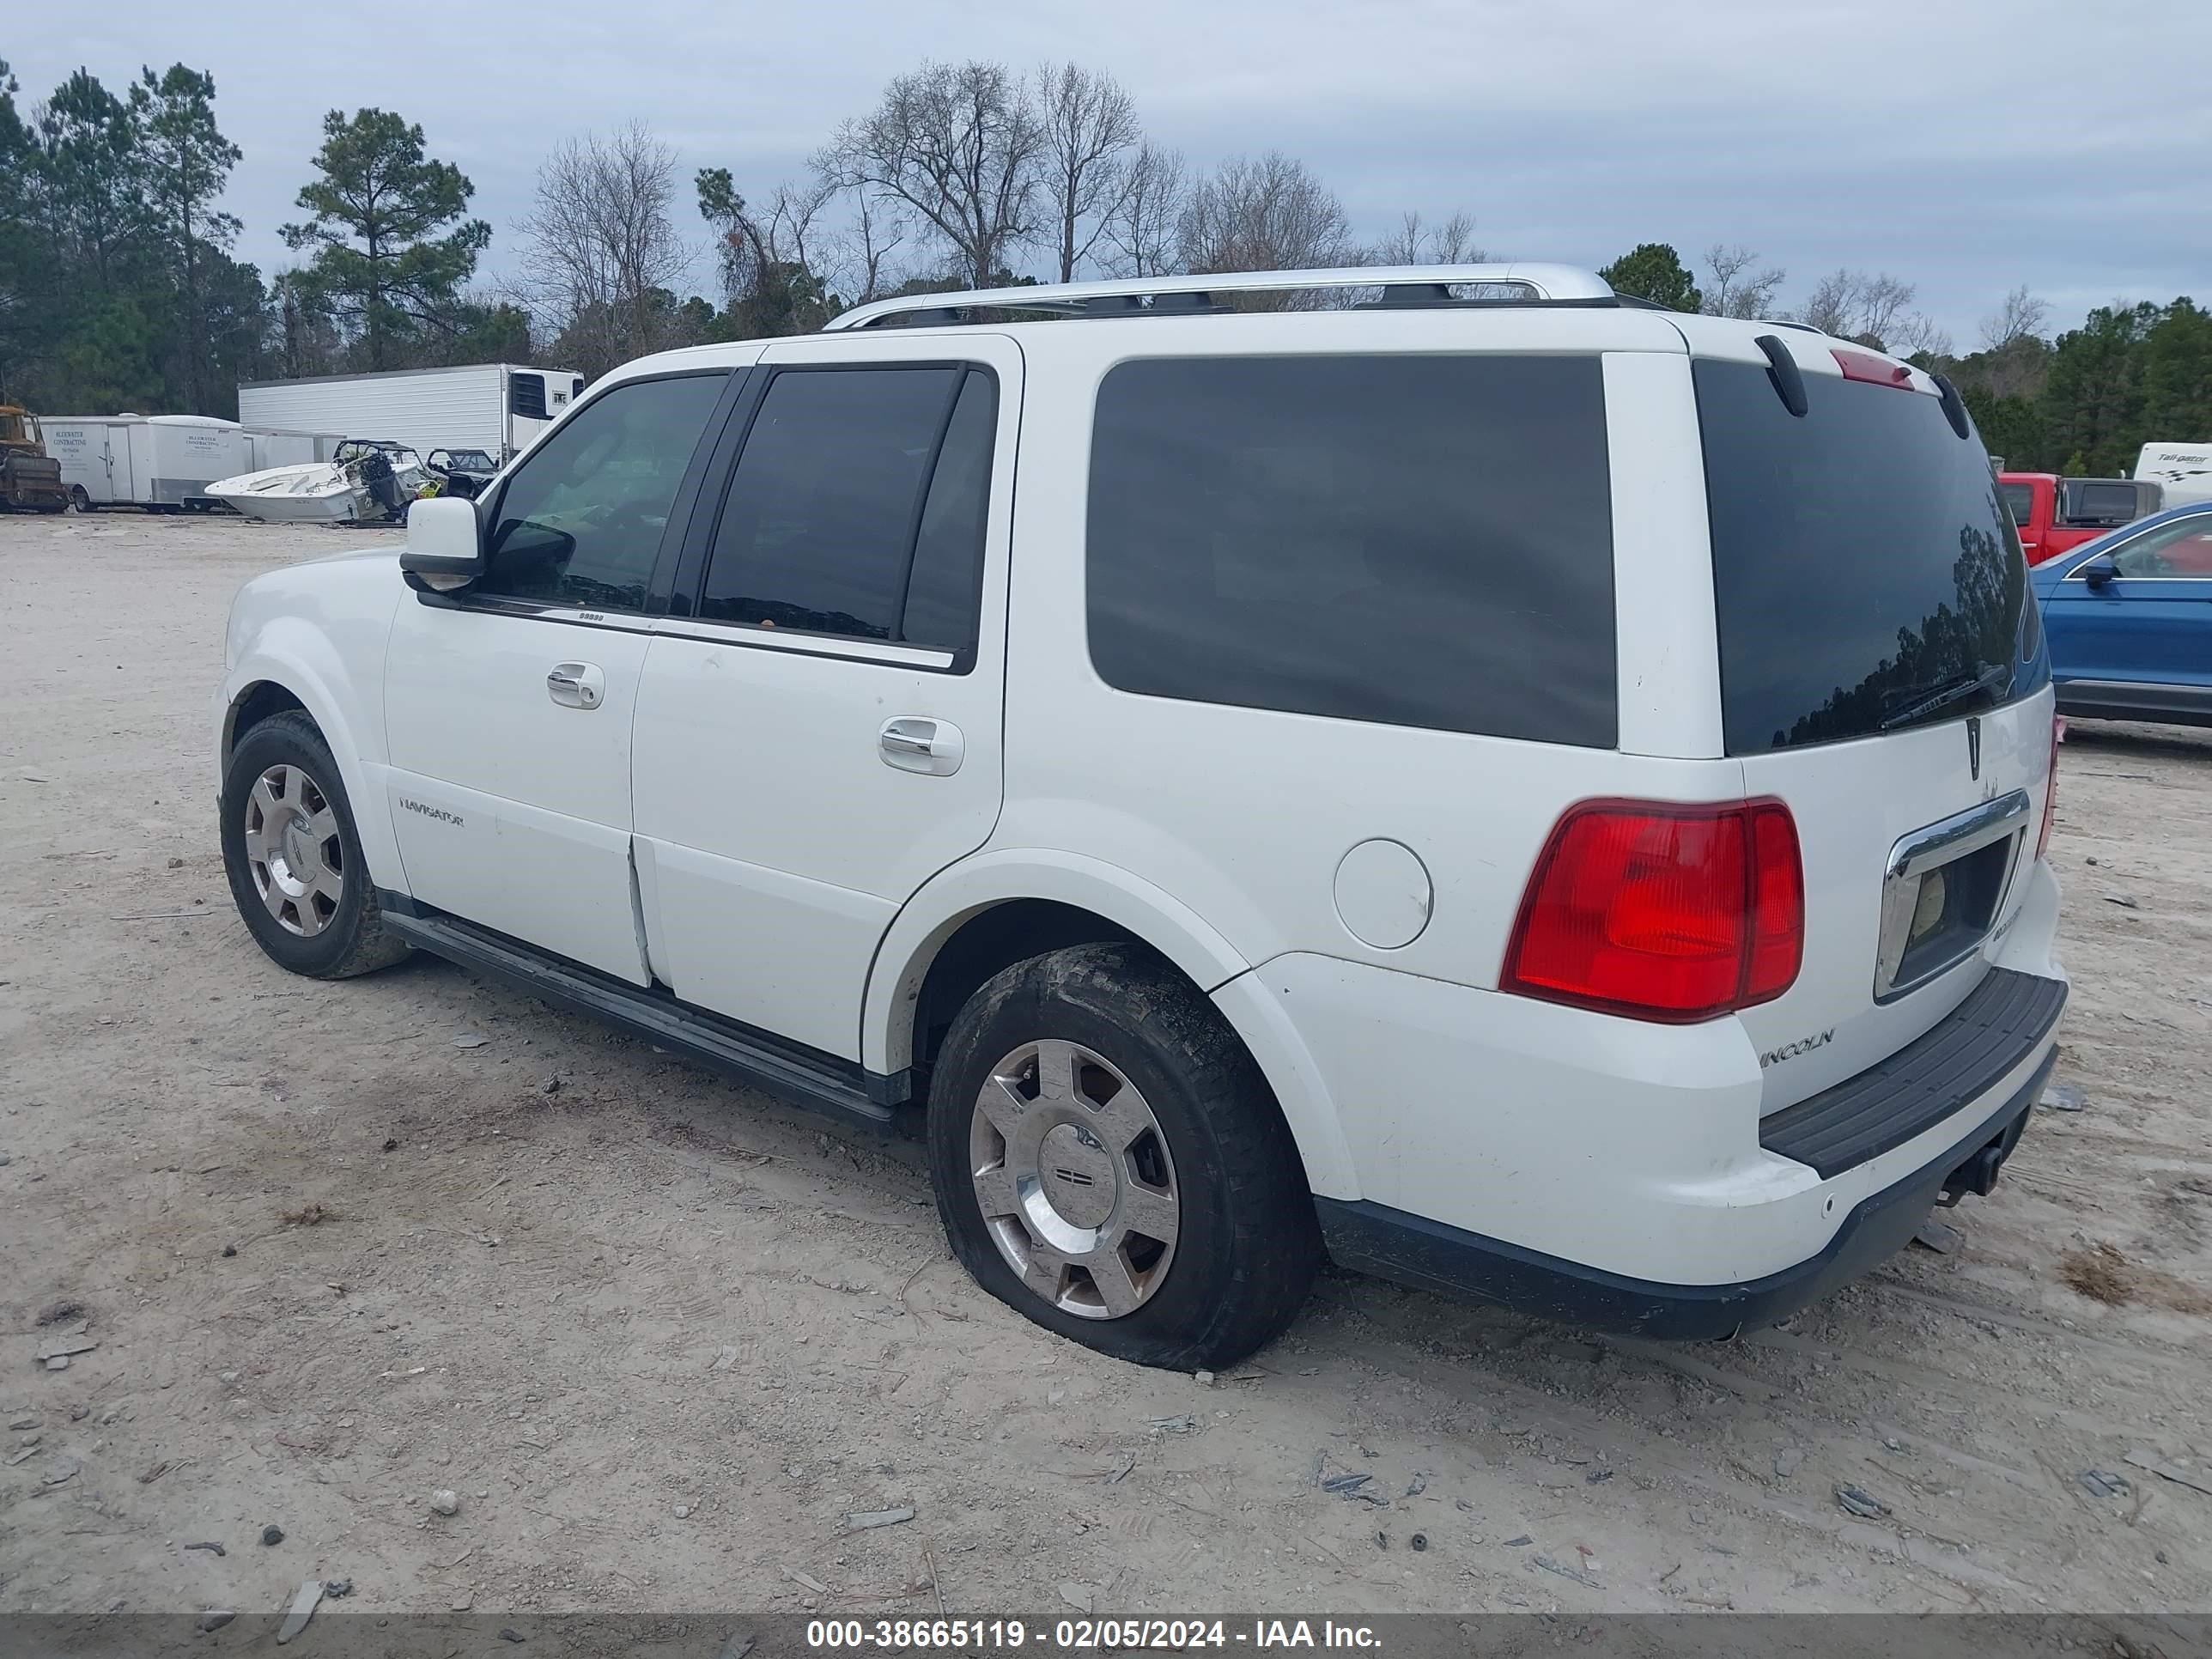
[241,763,344,938]
[969,1038,1181,1320]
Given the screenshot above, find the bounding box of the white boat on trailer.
[205,440,432,523]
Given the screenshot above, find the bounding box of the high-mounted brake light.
[1501,799,1804,1024]
[1832,348,1914,388]
[2037,715,2063,861]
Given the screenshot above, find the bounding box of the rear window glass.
[1086,355,1616,746]
[2061,480,2142,526]
[1697,360,2044,755]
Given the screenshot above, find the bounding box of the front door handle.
[879,716,963,775]
[546,661,604,709]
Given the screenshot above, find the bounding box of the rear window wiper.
[1878,663,2014,732]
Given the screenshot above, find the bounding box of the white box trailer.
[236,363,585,465]
[42,414,250,511]
[2134,441,2212,508]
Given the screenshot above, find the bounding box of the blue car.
[2029,499,2212,728]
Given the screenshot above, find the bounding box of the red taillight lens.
[1502,799,1804,1023]
[2037,715,2063,860]
[1747,805,1806,999]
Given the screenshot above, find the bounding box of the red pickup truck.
[1998,471,2163,565]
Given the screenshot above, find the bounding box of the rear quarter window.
[1085,354,1616,746]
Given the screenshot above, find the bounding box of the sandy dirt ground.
[2,513,2209,1628]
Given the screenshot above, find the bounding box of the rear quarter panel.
[988,309,1720,993]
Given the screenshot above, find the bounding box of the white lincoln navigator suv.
[215,264,2067,1369]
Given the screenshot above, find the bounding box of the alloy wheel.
[969,1038,1182,1319]
[241,763,344,937]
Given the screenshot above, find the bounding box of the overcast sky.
[14,0,2209,346]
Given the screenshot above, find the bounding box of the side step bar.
[377,894,901,1133]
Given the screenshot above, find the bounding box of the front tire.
[220,711,409,979]
[926,942,1318,1370]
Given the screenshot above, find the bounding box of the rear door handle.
[879,716,963,775]
[546,662,604,709]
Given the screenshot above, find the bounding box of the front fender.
[863,849,1360,1200]
[216,625,400,890]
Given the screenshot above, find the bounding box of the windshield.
[443,449,495,471]
[1696,359,2046,754]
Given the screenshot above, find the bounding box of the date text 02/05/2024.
[804,1618,1382,1650]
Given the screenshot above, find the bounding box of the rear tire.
[69,486,91,513]
[219,710,410,980]
[925,942,1318,1370]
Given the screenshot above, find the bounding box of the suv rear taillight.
[2037,715,2063,861]
[1501,799,1804,1024]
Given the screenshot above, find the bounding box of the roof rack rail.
[823,264,1617,331]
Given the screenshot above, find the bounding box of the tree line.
[1595,246,2210,474]
[1938,290,2212,477]
[3,50,2205,472]
[0,59,526,416]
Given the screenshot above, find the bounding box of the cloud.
[12,0,2209,340]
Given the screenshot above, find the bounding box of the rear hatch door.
[1691,337,2056,1112]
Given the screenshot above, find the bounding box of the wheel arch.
[865,852,1359,1200]
[218,649,401,889]
[221,681,308,765]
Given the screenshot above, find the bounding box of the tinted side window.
[480,373,727,611]
[901,371,998,652]
[1086,355,1616,745]
[1997,480,2035,527]
[699,367,963,642]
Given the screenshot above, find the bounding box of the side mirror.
[2081,556,2118,589]
[399,494,484,593]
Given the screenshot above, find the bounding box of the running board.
[377,896,900,1133]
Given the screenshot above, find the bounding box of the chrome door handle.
[546,661,604,709]
[879,716,963,775]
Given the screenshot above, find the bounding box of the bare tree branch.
[1100,143,1185,278]
[820,59,1046,289]
[1796,269,1856,337]
[696,167,842,336]
[1793,266,1943,355]
[1034,61,1139,283]
[1368,209,1486,266]
[1887,313,1953,359]
[835,186,908,305]
[1176,151,1351,278]
[1979,284,2050,352]
[767,176,835,289]
[1701,242,1785,319]
[1854,272,1917,347]
[514,120,696,379]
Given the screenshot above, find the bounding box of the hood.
[301,539,405,567]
